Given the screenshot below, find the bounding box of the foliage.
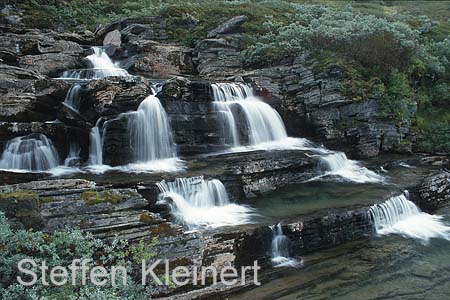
[379,71,416,124]
[0,212,153,300]
[417,119,450,154]
[242,5,419,71]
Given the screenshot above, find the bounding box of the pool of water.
[232,206,450,300]
[249,157,439,223]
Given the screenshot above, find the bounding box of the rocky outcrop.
[0,79,69,122]
[240,61,412,158]
[80,77,152,122]
[207,15,249,38]
[417,171,450,212]
[131,41,195,77]
[19,52,83,77]
[158,77,222,155]
[194,35,246,77]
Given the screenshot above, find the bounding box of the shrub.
[0,212,152,300]
[379,71,416,124]
[242,5,419,71]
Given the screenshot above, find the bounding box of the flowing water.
[271,223,302,268]
[369,191,450,243]
[211,83,288,146]
[64,143,80,167]
[0,133,59,172]
[60,47,129,80]
[63,83,82,112]
[231,224,450,300]
[320,152,385,183]
[88,119,105,166]
[157,176,253,228]
[127,95,177,163]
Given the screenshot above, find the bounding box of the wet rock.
[207,15,248,38]
[102,117,132,166]
[18,52,83,77]
[158,77,223,155]
[81,77,152,122]
[417,171,450,212]
[0,79,69,122]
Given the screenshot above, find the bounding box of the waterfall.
[61,47,129,80]
[64,143,80,167]
[0,134,59,172]
[211,83,288,146]
[369,191,450,243]
[127,95,176,163]
[271,223,302,268]
[321,152,384,183]
[157,176,253,228]
[63,84,82,112]
[88,122,104,165]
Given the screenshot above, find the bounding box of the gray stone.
[103,29,122,47]
[207,15,248,38]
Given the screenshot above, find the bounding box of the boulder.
[103,29,122,47]
[207,15,248,38]
[417,171,450,211]
[81,77,152,122]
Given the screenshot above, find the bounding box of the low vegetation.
[0,212,154,299]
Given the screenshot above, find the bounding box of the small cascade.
[60,47,129,80]
[63,83,82,112]
[211,83,288,146]
[321,152,384,183]
[0,133,59,172]
[127,95,177,163]
[271,223,302,268]
[88,121,104,165]
[369,191,450,243]
[64,143,80,167]
[157,176,253,228]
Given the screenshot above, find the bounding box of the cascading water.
[321,152,384,183]
[64,143,80,167]
[63,83,82,112]
[0,133,59,172]
[156,176,253,228]
[127,95,177,163]
[88,121,104,166]
[61,47,129,80]
[369,191,450,244]
[271,223,302,268]
[211,83,288,146]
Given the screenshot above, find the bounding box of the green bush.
[242,5,419,71]
[0,212,152,300]
[380,71,416,124]
[417,121,450,153]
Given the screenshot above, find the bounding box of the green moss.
[81,191,126,206]
[139,213,156,224]
[39,196,56,204]
[0,191,38,201]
